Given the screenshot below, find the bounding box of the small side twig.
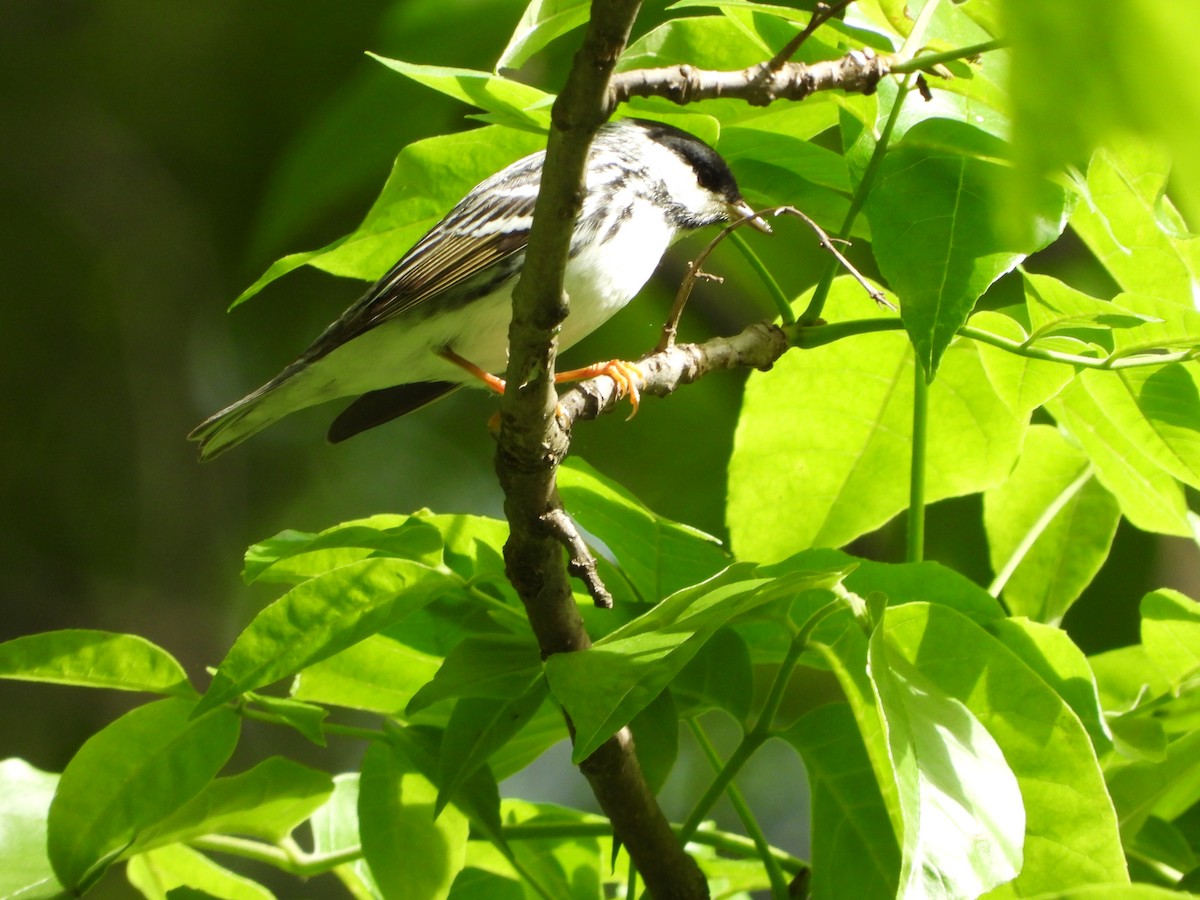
[658,205,891,355]
[771,206,894,309]
[542,505,614,609]
[763,0,855,72]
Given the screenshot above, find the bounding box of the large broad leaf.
[867,118,1070,378]
[47,698,240,893]
[496,0,590,71]
[729,279,1027,562]
[548,561,849,761]
[359,742,469,900]
[814,602,1127,896]
[984,425,1120,624]
[1140,589,1200,690]
[780,704,901,900]
[1047,370,1192,536]
[125,845,272,900]
[1107,729,1200,841]
[233,126,546,306]
[196,558,457,715]
[243,514,444,584]
[309,774,381,897]
[0,629,193,696]
[126,757,333,854]
[869,616,1023,898]
[0,759,62,900]
[369,56,553,130]
[557,457,728,603]
[1069,141,1200,306]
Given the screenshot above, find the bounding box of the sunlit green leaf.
[730,279,1028,561]
[868,118,1070,377]
[436,679,547,814]
[988,618,1113,755]
[869,615,1023,898]
[1108,729,1200,840]
[310,774,381,897]
[292,631,443,715]
[125,845,272,900]
[0,630,194,697]
[369,55,553,131]
[233,127,545,306]
[984,425,1120,624]
[558,457,728,603]
[496,0,590,71]
[0,759,62,900]
[48,699,240,892]
[197,558,457,715]
[780,704,900,900]
[408,634,542,713]
[243,515,444,584]
[359,742,469,900]
[128,757,333,854]
[1141,589,1200,689]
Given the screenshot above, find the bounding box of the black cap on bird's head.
[625,118,772,233]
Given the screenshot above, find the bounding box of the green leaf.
[369,55,553,131]
[558,457,729,603]
[244,693,328,745]
[292,631,443,715]
[628,689,679,795]
[869,613,1023,898]
[549,563,847,762]
[672,627,754,722]
[48,698,240,892]
[408,634,542,713]
[1141,589,1200,689]
[1107,729,1200,840]
[969,309,1077,415]
[359,742,469,900]
[496,0,590,71]
[0,758,63,900]
[878,603,1127,893]
[196,558,456,715]
[1023,273,1158,343]
[233,126,546,306]
[125,845,272,900]
[1069,142,1200,306]
[310,774,381,897]
[729,279,1028,561]
[487,697,569,781]
[128,757,333,854]
[988,618,1113,756]
[243,515,444,584]
[1048,370,1192,536]
[984,425,1120,623]
[436,679,548,814]
[0,629,194,696]
[780,704,900,900]
[389,726,505,848]
[867,118,1070,377]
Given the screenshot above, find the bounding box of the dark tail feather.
[328,382,461,443]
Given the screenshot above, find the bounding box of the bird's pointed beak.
[731,199,772,234]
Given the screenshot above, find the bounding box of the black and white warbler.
[190,118,768,459]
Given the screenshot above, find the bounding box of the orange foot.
[556,359,647,419]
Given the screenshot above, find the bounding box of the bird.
[189,118,769,459]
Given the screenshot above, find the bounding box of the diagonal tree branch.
[495,1,709,897]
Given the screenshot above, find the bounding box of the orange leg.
[438,349,646,417]
[438,348,507,394]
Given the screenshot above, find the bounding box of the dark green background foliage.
[5,0,1200,898]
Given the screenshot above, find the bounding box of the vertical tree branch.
[495,1,709,896]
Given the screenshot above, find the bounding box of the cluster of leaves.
[7,0,1200,898]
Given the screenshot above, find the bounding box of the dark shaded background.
[2,1,1196,895]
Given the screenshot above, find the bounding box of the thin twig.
[542,505,614,609]
[772,206,894,309]
[763,0,855,72]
